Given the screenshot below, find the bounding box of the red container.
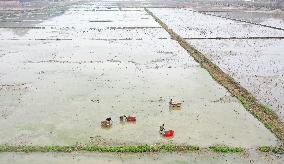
[127,116,136,122]
[163,130,174,137]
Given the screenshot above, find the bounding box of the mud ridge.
[0,144,283,154]
[0,26,45,29]
[183,37,284,40]
[107,26,161,29]
[89,20,113,22]
[26,60,102,64]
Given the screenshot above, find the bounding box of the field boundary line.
[0,144,283,154]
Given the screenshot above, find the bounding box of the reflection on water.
[0,1,73,36]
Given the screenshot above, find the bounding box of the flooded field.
[0,0,283,163]
[0,2,278,147]
[149,8,284,38]
[149,7,284,122]
[189,1,284,30]
[186,39,284,121]
[204,10,284,29]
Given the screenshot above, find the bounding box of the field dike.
[0,144,283,154]
[144,8,284,145]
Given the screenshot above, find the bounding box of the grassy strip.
[0,145,77,153]
[2,144,284,154]
[0,144,252,153]
[0,144,200,153]
[258,146,284,154]
[156,145,200,152]
[81,144,200,152]
[209,145,244,153]
[144,8,284,144]
[81,145,151,152]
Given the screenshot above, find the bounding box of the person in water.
[120,115,127,121]
[106,117,112,123]
[160,124,165,134]
[169,99,173,105]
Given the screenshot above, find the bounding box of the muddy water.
[0,3,278,147]
[148,8,284,121]
[186,39,284,122]
[206,10,284,29]
[149,8,284,38]
[0,151,283,164]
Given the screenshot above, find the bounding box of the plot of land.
[0,3,278,147]
[0,0,284,163]
[149,7,284,122]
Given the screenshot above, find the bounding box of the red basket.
[163,130,174,137]
[127,116,136,122]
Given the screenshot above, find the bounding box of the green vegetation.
[0,144,199,153]
[2,144,284,154]
[81,145,151,153]
[81,144,199,152]
[208,145,244,153]
[264,123,273,130]
[0,145,76,153]
[258,146,284,154]
[258,146,271,152]
[237,96,250,109]
[155,144,200,152]
[259,104,275,116]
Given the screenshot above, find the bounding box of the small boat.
[127,116,136,122]
[163,130,174,137]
